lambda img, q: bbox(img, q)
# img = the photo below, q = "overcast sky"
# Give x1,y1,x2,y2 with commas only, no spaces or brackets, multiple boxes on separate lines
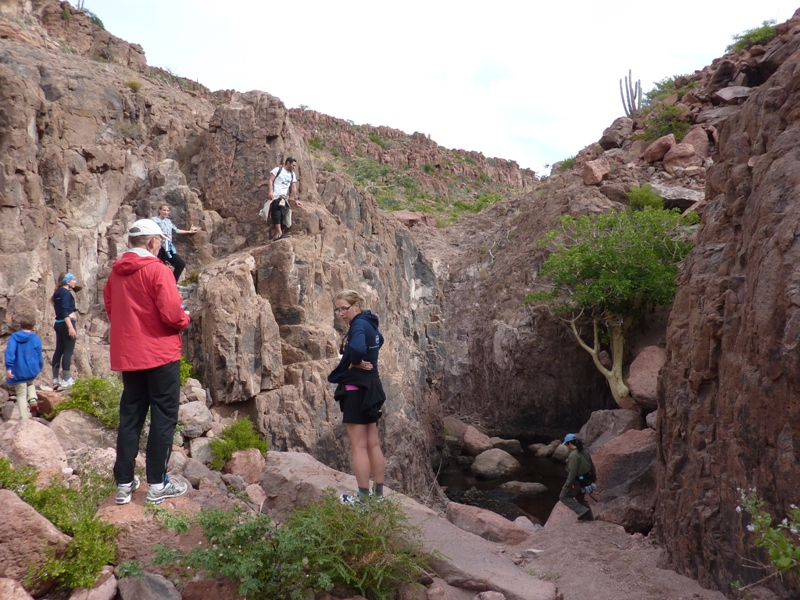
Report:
85,1,793,174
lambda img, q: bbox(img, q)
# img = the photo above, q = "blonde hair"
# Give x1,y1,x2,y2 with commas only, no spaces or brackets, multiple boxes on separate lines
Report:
334,289,365,309
158,203,170,212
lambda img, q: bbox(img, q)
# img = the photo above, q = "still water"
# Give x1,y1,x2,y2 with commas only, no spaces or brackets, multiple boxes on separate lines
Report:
437,446,567,525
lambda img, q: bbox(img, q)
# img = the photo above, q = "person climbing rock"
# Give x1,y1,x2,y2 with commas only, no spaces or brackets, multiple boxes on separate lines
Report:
266,156,303,241
559,433,595,521
152,203,199,283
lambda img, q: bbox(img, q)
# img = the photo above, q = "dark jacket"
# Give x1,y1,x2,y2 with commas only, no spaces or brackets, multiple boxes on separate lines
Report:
53,287,76,321
4,330,44,384
328,310,384,381
328,310,386,419
564,448,594,491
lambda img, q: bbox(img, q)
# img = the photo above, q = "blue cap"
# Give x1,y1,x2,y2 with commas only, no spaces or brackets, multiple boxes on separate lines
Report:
563,433,578,444
62,273,76,285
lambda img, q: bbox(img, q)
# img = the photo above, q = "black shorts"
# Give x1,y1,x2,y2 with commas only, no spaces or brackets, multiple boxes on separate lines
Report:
271,201,286,225
340,387,381,424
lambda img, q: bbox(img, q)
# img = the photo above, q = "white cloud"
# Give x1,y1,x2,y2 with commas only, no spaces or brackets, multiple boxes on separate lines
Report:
87,0,794,173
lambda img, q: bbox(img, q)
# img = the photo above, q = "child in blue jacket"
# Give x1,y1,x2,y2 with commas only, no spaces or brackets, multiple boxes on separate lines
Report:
4,315,44,419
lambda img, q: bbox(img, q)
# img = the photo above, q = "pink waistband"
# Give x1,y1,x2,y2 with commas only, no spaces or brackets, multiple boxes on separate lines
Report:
345,384,360,391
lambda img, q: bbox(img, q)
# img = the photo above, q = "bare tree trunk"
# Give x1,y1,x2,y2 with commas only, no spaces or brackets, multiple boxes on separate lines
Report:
568,315,631,406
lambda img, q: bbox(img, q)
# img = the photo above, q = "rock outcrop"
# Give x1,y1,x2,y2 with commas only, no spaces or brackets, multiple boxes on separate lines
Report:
657,12,800,596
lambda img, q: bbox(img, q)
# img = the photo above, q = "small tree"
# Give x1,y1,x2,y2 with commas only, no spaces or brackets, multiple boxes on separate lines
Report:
526,207,698,405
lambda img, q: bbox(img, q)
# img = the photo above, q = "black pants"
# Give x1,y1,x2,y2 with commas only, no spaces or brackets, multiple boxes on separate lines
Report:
113,360,180,485
559,483,592,517
158,247,186,282
52,320,76,372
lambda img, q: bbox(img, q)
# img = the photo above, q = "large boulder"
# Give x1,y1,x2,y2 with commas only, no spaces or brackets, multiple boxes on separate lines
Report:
460,425,493,456
626,346,667,413
68,565,117,600
223,448,265,484
490,437,523,455
663,143,703,175
117,572,180,600
0,578,33,600
498,481,548,496
591,428,656,534
178,401,213,438
579,409,645,453
582,158,610,185
0,419,67,474
470,448,520,479
643,134,676,163
445,502,532,545
0,490,71,596
599,117,634,150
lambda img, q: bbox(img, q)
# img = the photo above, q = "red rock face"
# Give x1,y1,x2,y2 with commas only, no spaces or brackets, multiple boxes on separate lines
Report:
657,39,800,596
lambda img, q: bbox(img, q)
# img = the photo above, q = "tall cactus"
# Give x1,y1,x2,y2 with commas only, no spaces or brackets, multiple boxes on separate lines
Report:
619,70,642,118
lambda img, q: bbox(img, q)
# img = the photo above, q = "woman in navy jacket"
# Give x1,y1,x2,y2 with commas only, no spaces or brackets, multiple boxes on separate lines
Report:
328,290,387,505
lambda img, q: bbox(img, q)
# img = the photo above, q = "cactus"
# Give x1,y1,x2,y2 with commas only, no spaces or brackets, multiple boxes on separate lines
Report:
619,70,642,118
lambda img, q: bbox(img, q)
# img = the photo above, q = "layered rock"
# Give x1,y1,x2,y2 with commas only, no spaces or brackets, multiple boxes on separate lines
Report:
657,24,800,596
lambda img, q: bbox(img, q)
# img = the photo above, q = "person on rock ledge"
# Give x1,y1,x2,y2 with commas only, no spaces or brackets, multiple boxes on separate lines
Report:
328,289,387,505
266,156,303,241
151,203,199,283
559,433,596,521
104,218,190,506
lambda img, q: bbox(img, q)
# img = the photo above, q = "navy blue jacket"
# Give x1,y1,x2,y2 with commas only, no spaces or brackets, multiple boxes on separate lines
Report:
53,287,76,321
328,310,384,382
4,330,44,384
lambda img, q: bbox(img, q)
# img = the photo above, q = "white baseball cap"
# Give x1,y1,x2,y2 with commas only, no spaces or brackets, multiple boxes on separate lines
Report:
128,219,166,238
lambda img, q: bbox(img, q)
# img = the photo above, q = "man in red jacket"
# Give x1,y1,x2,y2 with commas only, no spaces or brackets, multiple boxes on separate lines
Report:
104,218,191,505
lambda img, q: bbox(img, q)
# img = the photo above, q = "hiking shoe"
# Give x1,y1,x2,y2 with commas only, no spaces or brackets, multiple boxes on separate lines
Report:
28,402,39,416
115,476,140,505
577,509,594,521
340,492,369,507
146,476,188,505
59,378,75,388
51,378,60,387
277,233,291,240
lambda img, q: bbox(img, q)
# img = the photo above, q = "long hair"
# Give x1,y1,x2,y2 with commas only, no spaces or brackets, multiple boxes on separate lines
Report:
572,437,585,452
51,271,67,305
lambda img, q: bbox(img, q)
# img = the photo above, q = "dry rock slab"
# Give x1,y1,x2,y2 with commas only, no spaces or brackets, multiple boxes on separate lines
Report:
490,437,523,455
446,502,532,545
68,565,117,600
49,409,116,452
261,451,558,600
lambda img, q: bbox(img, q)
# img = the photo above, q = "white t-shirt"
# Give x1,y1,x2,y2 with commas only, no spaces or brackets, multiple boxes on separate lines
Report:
271,166,297,196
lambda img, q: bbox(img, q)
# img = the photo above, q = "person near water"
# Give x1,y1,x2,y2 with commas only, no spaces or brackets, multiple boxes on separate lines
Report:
327,289,387,505
4,314,43,419
51,272,78,388
559,433,595,521
151,204,199,283
104,218,190,505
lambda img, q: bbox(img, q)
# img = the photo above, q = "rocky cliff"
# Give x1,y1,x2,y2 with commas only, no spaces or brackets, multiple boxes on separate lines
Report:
0,0,444,496
657,12,800,598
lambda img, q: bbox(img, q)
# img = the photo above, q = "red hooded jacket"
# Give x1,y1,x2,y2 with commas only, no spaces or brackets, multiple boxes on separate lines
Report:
103,250,190,371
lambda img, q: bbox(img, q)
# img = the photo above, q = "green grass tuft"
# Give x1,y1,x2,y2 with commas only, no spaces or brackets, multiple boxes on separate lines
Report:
209,418,269,470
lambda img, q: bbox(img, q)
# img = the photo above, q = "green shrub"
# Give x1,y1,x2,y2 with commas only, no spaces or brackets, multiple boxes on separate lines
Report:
180,356,194,386
307,135,323,150
153,491,430,599
209,418,268,470
0,459,118,589
114,121,145,142
643,75,698,107
116,560,145,579
49,376,121,428
61,7,72,20
452,192,503,216
183,270,200,285
422,163,435,175
85,10,105,30
637,105,691,141
627,184,664,210
558,156,577,172
124,79,142,93
478,171,491,184
727,20,777,53
368,132,387,149
733,488,800,594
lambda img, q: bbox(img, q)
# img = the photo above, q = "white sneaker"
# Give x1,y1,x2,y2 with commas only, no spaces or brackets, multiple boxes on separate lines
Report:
146,476,189,504
59,378,75,388
115,476,140,505
52,378,60,387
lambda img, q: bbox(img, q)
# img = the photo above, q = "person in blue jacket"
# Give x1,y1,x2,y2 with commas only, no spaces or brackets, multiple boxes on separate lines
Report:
51,272,78,388
328,289,387,505
4,314,44,419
